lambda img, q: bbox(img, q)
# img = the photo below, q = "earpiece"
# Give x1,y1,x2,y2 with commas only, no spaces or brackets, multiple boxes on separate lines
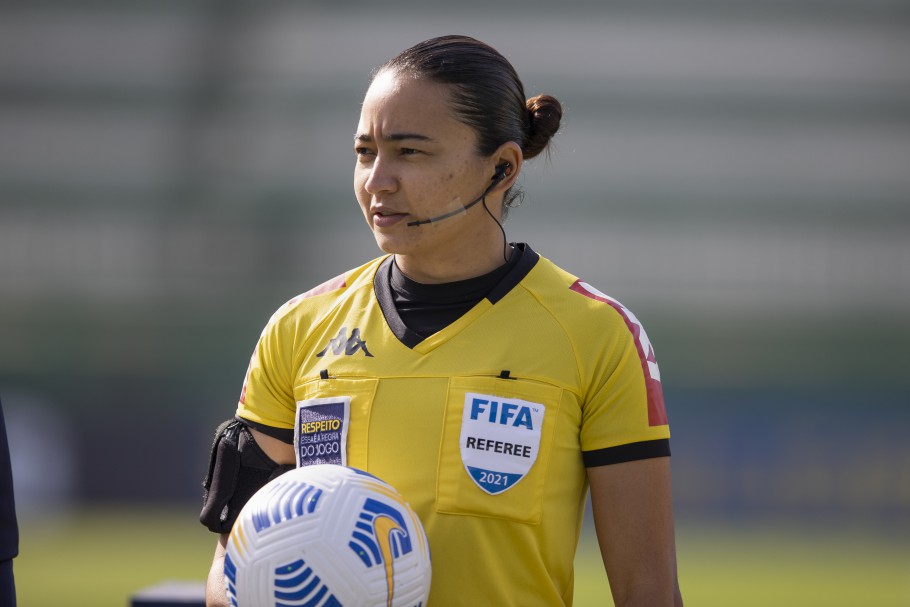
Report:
493,162,512,182
409,161,513,227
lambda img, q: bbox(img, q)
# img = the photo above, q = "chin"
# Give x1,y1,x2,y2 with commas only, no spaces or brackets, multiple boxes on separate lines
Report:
371,231,410,256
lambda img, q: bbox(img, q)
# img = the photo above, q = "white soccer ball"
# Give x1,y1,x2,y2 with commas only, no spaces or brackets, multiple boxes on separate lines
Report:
225,464,432,607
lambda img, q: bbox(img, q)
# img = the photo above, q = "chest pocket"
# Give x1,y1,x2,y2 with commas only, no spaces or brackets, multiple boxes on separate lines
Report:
436,376,563,525
294,377,378,471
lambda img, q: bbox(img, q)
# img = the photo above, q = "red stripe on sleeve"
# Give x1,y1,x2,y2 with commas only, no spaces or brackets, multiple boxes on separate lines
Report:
293,273,347,304
570,280,668,426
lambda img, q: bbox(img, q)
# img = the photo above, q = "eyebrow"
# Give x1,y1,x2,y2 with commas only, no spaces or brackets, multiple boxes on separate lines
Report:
354,132,435,143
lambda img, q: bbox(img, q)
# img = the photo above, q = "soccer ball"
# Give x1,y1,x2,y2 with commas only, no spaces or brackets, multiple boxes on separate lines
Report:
225,464,431,607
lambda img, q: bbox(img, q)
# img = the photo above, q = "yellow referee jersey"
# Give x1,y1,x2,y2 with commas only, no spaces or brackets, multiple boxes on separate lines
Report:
236,244,671,606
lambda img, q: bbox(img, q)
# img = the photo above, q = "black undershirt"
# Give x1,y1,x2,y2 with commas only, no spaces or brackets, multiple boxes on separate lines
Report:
389,245,523,338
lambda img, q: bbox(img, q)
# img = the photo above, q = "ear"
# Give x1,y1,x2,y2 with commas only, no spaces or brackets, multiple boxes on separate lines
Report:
490,141,523,193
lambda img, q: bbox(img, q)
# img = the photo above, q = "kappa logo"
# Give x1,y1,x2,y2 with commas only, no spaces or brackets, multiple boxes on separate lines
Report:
316,327,373,358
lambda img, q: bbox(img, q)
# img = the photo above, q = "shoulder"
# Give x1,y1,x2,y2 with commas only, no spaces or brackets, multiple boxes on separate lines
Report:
526,253,667,425
264,256,388,329
521,252,660,368
522,252,643,333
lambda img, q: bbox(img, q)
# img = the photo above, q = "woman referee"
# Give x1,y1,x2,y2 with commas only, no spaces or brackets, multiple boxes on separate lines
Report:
201,35,683,606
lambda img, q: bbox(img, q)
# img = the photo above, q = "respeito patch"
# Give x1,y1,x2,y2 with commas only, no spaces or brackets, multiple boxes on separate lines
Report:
294,396,351,468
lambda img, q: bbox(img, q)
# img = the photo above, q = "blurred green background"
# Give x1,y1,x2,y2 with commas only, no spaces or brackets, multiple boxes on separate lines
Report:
2,1,909,605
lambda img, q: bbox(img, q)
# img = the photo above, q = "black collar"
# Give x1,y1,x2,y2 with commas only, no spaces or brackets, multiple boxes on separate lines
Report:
373,243,540,348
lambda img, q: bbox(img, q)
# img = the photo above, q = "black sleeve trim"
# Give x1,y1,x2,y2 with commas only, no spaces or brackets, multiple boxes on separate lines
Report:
237,415,294,444
583,439,671,467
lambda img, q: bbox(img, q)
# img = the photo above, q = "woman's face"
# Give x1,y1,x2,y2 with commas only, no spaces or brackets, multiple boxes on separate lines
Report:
354,71,494,263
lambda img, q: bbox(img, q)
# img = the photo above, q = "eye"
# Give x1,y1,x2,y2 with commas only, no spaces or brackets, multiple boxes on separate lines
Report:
355,146,375,159
400,147,420,156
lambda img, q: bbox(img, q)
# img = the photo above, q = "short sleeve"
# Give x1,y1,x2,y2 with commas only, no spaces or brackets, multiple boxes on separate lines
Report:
571,282,671,466
235,308,297,431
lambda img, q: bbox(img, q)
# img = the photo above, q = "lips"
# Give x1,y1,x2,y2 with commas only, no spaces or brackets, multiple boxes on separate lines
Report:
371,207,408,228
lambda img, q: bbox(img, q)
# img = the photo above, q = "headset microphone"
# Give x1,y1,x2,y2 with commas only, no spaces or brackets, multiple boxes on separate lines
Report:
407,163,511,227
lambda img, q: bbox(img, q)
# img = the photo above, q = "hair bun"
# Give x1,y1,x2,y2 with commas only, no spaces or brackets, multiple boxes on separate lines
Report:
523,95,563,159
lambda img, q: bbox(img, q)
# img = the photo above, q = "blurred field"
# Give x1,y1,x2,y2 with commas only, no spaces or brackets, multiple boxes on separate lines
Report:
577,520,910,607
15,507,910,607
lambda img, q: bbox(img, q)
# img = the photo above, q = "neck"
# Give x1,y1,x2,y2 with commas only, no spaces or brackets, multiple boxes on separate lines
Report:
394,238,510,284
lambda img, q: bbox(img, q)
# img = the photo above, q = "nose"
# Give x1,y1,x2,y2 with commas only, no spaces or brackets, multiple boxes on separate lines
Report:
363,155,398,196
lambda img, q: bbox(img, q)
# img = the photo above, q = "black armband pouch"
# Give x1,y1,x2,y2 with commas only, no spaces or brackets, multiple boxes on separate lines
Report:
199,417,294,534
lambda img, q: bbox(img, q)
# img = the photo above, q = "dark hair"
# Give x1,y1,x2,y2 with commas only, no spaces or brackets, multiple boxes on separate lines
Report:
376,35,563,162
